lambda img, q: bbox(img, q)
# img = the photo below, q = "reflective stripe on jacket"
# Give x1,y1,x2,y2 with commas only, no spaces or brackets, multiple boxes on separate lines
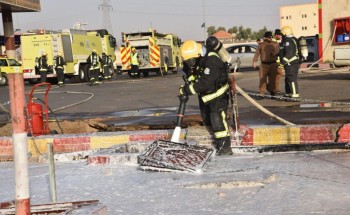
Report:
201,83,229,103
38,57,48,72
131,53,139,66
281,36,299,65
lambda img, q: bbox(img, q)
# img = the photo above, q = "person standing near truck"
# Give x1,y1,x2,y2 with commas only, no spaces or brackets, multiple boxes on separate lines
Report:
54,52,66,87
102,52,112,80
130,47,140,78
87,49,102,86
38,52,49,83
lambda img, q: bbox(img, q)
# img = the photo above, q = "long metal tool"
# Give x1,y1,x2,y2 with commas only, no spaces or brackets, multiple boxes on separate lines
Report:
171,75,189,142
170,93,189,143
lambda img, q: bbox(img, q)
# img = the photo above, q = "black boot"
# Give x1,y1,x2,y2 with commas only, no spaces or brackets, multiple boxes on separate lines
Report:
214,136,233,156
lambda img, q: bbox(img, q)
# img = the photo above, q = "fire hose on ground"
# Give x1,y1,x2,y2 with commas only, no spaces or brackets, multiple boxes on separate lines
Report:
232,82,295,126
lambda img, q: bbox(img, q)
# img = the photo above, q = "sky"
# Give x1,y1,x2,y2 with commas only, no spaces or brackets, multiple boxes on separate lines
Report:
3,0,316,43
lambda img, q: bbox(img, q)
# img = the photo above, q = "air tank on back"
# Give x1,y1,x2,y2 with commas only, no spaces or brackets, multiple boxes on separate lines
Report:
298,36,308,62
205,36,232,65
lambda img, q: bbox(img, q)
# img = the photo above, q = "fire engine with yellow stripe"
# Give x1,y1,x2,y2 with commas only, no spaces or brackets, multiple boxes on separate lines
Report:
120,29,182,77
20,29,116,83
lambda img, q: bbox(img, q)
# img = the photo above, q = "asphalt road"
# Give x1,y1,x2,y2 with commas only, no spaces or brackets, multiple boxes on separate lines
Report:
1,67,350,126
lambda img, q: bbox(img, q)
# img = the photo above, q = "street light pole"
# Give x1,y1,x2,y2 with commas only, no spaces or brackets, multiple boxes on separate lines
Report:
202,0,206,40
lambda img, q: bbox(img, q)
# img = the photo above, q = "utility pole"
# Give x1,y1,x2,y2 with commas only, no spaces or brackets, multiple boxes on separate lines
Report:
2,10,31,214
202,0,206,40
99,0,113,35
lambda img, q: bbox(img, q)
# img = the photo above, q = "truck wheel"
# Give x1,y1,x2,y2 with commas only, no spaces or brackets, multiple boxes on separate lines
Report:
0,73,8,86
79,66,89,82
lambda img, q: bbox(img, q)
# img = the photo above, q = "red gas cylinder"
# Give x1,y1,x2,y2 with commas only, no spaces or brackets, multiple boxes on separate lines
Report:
27,102,44,136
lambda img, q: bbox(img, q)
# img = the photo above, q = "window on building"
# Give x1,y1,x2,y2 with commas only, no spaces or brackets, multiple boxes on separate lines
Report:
289,15,292,19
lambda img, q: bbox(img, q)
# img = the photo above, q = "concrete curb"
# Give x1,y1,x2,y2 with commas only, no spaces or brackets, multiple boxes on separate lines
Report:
0,130,185,161
1,124,350,161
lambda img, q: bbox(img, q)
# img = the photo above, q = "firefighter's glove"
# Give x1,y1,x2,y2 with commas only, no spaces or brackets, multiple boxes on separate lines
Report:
179,85,190,97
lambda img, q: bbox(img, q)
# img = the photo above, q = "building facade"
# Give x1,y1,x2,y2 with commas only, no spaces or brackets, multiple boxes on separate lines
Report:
280,3,318,38
281,0,350,64
320,0,350,63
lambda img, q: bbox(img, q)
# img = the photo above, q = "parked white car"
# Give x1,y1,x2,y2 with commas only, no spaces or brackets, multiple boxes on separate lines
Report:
226,44,260,72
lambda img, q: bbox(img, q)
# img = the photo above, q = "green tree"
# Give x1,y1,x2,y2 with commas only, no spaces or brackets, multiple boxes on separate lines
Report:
237,25,249,40
253,26,268,40
246,28,252,39
217,26,226,32
228,26,238,34
207,26,216,36
207,25,271,41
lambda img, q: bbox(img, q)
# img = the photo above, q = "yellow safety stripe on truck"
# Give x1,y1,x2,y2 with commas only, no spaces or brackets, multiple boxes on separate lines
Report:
121,46,131,69
149,37,160,67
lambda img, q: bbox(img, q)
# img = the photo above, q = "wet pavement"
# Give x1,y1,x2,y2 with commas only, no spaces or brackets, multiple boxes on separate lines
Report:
1,68,350,133
1,69,350,214
1,150,350,214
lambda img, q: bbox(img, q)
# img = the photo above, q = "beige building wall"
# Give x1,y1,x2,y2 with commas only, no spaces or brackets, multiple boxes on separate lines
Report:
321,0,350,62
280,3,318,38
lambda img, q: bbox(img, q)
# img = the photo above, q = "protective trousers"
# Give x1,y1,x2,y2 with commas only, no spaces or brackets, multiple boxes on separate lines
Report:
199,94,232,155
259,62,278,95
56,68,64,84
103,65,111,79
284,63,300,98
130,64,140,78
89,68,100,84
40,70,47,83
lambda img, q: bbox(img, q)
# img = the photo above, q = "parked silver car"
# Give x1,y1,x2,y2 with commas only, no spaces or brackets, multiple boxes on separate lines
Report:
226,44,260,72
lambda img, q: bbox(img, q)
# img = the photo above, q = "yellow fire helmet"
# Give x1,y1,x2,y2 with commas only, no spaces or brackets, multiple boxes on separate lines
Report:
42,51,47,56
131,47,136,51
281,26,293,36
92,49,97,53
180,40,202,61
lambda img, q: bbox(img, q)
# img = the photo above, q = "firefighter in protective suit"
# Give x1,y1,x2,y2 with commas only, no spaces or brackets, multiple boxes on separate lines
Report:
280,26,301,100
38,52,49,83
179,38,232,156
87,49,102,86
54,51,66,87
130,47,140,78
